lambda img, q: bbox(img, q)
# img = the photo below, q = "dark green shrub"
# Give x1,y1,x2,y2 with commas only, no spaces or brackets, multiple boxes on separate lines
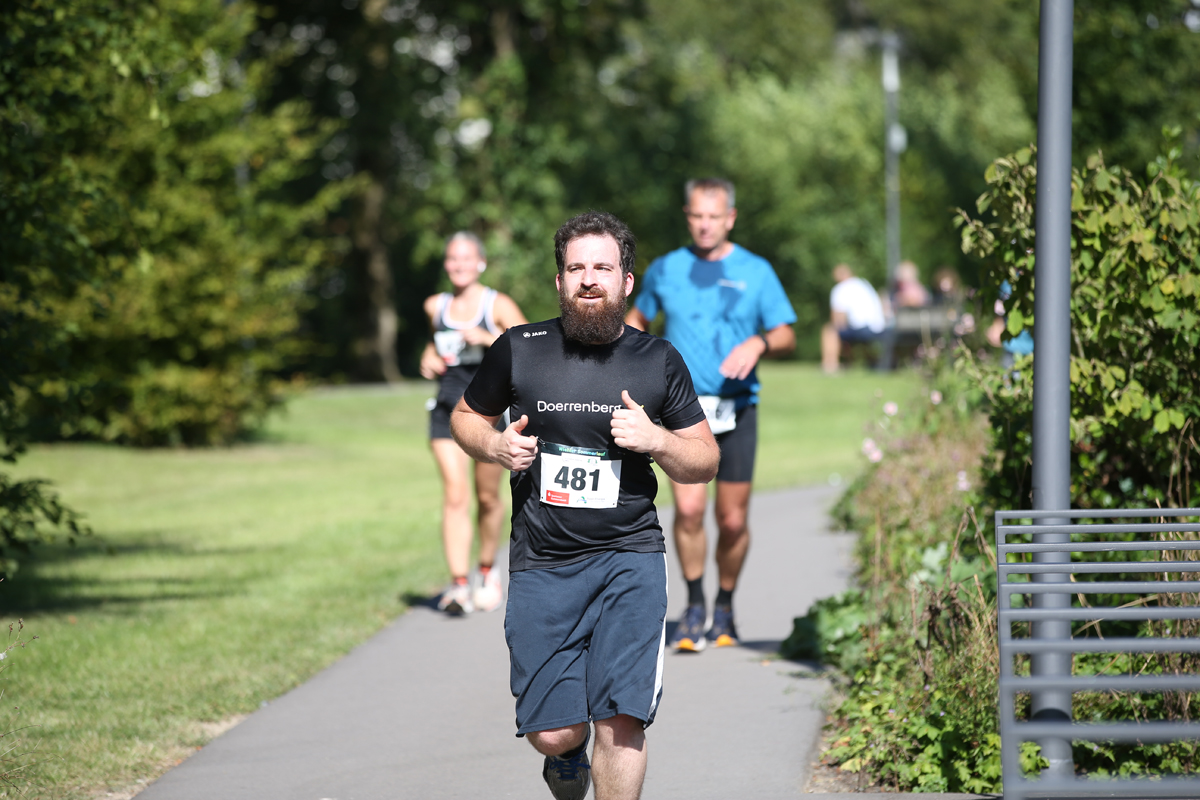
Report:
780,589,868,672
956,137,1200,511
806,141,1200,791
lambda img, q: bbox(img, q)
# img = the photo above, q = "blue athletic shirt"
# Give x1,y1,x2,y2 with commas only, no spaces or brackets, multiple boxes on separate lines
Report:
634,244,797,407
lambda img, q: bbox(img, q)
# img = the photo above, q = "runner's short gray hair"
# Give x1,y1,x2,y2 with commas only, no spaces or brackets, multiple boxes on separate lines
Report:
684,177,735,209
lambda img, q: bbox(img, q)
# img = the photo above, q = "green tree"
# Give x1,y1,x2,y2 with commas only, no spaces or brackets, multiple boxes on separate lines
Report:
1,0,156,568
14,2,352,446
1,0,348,564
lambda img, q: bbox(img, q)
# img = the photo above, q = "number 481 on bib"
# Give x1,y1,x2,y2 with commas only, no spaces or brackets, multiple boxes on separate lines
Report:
539,441,622,509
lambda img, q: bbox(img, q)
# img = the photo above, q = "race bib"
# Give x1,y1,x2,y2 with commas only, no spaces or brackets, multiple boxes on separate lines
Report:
698,395,737,435
434,330,484,366
539,441,622,509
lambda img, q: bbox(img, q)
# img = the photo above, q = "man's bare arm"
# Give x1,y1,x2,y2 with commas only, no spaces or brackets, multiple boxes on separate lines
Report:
625,307,651,331
450,398,538,471
719,322,796,381
610,390,719,485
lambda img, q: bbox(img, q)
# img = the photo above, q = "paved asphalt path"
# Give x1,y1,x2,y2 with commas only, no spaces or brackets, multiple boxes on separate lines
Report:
136,485,982,800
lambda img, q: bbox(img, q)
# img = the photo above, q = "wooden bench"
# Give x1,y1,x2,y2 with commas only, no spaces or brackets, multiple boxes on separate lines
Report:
882,304,963,367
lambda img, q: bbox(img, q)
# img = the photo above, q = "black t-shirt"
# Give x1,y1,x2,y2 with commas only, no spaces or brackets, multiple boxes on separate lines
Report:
463,318,705,571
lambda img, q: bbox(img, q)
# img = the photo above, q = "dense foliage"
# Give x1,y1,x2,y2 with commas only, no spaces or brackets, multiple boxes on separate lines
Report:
784,372,1026,791
957,139,1200,511
262,0,1200,374
1,1,349,566
1,1,151,566
792,142,1200,792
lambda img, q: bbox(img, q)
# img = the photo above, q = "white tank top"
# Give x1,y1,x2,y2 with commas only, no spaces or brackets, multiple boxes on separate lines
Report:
433,288,499,367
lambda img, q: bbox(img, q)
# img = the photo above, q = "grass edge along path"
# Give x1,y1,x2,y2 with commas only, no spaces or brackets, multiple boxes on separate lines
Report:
1,363,918,798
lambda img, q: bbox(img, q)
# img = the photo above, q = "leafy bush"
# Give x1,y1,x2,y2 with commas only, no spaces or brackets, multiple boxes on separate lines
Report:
956,136,1200,511
801,140,1200,791
0,475,88,577
780,589,868,671
799,371,1016,792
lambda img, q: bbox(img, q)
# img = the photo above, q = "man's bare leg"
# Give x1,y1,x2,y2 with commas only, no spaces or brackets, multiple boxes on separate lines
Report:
821,323,841,373
592,715,647,800
527,723,588,757
670,480,708,581
529,723,592,800
714,481,752,592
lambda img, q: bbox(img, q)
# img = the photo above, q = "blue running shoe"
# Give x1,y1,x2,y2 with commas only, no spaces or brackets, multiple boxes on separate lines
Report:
669,603,708,652
705,604,739,647
542,727,591,800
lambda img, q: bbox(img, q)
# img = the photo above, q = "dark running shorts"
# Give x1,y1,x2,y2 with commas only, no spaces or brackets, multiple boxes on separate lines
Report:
429,399,505,440
715,404,757,483
838,326,882,344
504,550,668,736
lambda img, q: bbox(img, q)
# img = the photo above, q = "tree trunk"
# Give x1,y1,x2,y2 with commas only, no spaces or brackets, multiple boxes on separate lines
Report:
355,179,401,383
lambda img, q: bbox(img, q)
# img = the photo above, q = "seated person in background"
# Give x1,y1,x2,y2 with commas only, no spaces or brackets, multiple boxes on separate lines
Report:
821,263,886,373
890,260,932,309
931,266,965,307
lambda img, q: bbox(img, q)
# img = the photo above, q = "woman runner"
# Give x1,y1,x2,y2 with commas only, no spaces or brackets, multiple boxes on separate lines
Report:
419,232,526,614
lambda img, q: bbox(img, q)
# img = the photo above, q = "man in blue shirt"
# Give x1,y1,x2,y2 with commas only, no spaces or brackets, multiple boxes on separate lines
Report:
626,178,797,651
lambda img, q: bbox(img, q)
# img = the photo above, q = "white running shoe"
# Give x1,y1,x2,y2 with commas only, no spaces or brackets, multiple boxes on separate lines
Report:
437,581,473,615
472,569,503,613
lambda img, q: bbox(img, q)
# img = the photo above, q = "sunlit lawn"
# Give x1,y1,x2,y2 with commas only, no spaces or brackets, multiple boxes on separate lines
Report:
1,363,918,797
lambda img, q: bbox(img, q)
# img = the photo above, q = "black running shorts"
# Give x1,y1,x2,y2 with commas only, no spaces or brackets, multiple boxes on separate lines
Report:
504,551,668,736
428,399,455,440
715,404,757,483
429,400,505,441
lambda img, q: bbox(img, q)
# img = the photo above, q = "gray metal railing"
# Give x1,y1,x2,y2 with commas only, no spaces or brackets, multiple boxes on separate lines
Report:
996,508,1200,800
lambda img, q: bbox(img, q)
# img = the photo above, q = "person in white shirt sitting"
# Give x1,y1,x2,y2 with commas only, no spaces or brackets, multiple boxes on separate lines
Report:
821,263,886,373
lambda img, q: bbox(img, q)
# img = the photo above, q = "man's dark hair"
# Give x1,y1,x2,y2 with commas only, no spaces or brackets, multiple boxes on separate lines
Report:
554,211,637,277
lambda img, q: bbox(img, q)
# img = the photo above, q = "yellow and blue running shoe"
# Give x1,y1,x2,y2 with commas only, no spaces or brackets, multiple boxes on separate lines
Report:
669,604,708,652
705,605,739,648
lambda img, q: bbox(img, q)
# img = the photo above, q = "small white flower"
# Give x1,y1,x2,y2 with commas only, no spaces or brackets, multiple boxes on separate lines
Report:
883,401,898,416
861,437,877,455
930,390,943,405
956,470,970,491
869,450,883,463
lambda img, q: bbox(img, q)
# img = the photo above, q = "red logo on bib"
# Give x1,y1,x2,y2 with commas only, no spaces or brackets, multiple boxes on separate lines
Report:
545,490,569,505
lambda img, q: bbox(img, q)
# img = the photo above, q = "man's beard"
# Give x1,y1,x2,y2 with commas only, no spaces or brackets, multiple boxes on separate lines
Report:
559,283,627,345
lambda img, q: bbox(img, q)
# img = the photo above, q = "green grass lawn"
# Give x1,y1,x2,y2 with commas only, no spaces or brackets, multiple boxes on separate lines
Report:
1,363,918,798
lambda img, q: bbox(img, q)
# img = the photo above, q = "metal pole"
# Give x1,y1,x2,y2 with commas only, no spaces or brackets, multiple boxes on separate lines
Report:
1031,0,1075,780
882,33,903,286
